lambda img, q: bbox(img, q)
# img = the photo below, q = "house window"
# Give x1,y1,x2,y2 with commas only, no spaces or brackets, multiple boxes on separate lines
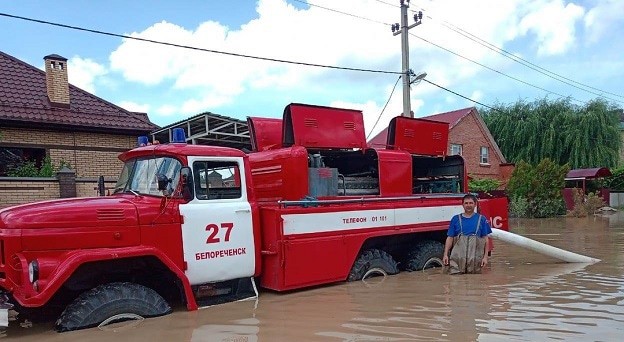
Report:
0,147,47,176
450,144,462,156
480,146,490,164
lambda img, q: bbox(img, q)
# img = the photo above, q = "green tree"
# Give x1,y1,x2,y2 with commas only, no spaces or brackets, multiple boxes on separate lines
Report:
506,159,568,218
481,97,621,169
605,166,624,191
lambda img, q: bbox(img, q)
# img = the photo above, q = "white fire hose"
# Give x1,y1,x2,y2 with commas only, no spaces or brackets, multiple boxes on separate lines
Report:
490,228,600,263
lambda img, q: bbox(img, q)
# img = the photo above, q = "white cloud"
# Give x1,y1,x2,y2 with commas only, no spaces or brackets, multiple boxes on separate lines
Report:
156,104,178,116
584,0,624,43
518,0,585,56
470,90,483,103
105,0,593,122
180,94,232,114
67,56,107,93
117,101,150,113
108,0,400,114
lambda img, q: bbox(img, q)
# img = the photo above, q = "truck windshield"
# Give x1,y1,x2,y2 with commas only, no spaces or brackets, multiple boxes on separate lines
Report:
114,157,182,196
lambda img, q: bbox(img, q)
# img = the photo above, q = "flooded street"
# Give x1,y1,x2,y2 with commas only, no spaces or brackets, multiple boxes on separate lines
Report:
3,213,624,341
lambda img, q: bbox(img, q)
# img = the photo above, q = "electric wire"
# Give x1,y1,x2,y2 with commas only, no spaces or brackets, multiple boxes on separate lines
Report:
302,1,622,105
371,0,399,8
367,76,402,140
408,33,584,104
422,79,505,113
292,0,391,25
408,4,624,100
0,6,616,110
0,12,401,75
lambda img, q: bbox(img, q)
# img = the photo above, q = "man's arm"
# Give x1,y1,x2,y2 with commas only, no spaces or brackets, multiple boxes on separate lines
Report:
443,236,454,265
481,234,490,267
480,215,492,267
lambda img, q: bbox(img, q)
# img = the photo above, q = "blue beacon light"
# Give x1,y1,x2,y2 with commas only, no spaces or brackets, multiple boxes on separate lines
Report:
171,128,187,143
137,136,149,146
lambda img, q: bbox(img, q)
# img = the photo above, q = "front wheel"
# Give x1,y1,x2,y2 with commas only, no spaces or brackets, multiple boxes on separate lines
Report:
347,249,398,281
55,282,172,332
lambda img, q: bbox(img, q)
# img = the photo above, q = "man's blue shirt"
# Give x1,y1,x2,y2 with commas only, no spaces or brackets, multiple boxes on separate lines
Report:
447,214,492,237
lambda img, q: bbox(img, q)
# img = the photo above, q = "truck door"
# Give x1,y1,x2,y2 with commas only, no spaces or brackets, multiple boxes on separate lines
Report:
179,157,255,285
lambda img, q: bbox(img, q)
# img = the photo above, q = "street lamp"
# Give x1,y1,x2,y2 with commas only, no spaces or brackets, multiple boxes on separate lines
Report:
410,71,427,85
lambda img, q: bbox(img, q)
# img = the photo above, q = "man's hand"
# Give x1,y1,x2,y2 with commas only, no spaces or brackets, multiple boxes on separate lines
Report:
443,254,449,265
481,256,488,267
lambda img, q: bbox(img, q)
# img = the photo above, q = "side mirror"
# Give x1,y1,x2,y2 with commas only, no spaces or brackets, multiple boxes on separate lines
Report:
157,173,171,191
180,167,194,201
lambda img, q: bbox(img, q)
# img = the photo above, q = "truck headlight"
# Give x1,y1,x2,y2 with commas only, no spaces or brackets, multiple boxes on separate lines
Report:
28,260,39,283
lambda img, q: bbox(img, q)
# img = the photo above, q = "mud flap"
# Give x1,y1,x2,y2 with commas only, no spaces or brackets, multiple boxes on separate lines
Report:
194,277,258,308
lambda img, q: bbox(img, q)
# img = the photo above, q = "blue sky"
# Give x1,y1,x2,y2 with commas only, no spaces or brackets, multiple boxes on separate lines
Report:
1,0,623,136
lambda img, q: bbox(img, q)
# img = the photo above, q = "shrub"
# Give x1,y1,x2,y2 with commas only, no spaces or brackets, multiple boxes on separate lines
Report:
506,158,568,218
568,188,587,217
7,160,40,177
469,177,502,192
7,156,68,177
569,190,607,217
605,166,624,191
509,196,529,218
586,192,607,213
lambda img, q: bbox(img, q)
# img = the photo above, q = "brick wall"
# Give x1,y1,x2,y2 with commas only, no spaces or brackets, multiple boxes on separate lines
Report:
0,127,137,178
0,178,59,209
76,179,118,197
448,112,504,180
0,177,118,209
0,127,139,208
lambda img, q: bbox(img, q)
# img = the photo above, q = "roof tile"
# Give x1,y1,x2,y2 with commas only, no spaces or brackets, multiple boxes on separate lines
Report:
0,50,158,133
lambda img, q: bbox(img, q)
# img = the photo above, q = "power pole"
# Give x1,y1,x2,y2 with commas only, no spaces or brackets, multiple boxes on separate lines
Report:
391,0,423,118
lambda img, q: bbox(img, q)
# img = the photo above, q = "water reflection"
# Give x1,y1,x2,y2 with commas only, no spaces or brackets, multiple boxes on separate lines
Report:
2,215,624,341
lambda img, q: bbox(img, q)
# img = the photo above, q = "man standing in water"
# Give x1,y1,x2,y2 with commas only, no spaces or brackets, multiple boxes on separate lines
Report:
442,194,492,274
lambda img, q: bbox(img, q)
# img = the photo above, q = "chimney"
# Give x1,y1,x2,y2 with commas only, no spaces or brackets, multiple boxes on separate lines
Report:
44,54,70,107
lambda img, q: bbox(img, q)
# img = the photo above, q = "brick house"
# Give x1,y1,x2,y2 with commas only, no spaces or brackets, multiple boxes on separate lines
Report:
369,107,513,183
0,51,157,208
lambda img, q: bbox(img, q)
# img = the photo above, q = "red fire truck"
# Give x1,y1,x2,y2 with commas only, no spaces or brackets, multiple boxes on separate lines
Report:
0,103,508,331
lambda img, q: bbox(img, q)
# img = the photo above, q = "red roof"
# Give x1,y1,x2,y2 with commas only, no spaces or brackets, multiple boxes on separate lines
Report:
0,50,157,134
367,107,474,147
422,107,474,126
566,167,612,179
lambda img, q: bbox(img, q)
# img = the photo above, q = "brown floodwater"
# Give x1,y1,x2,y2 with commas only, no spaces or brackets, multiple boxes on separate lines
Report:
2,213,624,341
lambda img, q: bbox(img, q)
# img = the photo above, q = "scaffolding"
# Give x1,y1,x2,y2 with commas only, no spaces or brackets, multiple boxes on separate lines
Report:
151,112,251,151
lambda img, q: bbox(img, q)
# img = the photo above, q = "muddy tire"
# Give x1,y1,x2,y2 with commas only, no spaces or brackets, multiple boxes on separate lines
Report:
55,282,172,332
405,240,444,271
347,249,399,281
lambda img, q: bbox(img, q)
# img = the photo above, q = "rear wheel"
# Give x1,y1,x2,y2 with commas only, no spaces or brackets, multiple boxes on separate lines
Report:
347,249,398,281
405,240,444,271
55,282,172,332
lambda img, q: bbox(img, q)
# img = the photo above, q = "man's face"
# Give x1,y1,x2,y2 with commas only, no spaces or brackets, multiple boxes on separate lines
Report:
463,198,476,214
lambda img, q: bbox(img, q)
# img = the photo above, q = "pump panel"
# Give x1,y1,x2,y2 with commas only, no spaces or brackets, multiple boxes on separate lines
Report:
387,116,449,156
282,103,366,149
